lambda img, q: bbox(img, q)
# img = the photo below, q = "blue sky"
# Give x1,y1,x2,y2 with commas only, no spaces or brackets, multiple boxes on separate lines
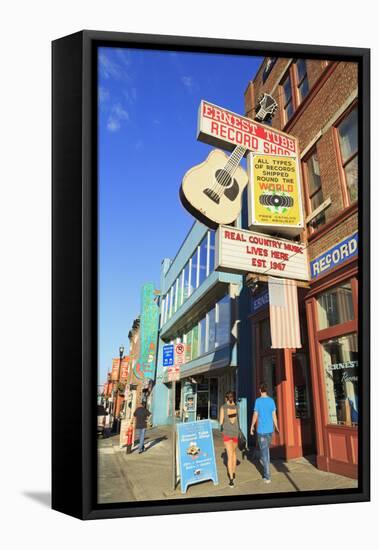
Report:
98,47,262,382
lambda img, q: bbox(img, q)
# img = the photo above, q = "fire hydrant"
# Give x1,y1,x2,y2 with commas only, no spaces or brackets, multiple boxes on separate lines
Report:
126,424,134,454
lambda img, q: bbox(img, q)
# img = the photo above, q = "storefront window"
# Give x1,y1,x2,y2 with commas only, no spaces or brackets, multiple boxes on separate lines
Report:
198,236,208,287
192,324,199,359
199,316,207,356
190,248,199,294
216,294,230,347
208,307,216,352
209,378,218,419
317,282,354,329
208,231,215,274
173,278,178,314
322,333,358,425
184,329,192,363
160,297,165,328
183,261,190,302
260,318,271,350
177,272,184,309
169,287,174,319
293,352,311,418
196,386,209,420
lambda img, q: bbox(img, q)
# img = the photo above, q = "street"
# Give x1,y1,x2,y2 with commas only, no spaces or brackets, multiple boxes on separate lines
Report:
97,426,358,503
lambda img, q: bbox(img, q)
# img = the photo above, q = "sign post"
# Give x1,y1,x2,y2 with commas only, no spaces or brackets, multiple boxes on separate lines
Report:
167,343,185,490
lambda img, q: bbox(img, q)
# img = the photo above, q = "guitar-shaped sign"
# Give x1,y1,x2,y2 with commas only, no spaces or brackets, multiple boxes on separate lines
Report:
179,145,248,229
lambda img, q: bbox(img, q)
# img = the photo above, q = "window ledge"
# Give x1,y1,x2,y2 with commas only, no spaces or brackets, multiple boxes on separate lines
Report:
307,202,358,244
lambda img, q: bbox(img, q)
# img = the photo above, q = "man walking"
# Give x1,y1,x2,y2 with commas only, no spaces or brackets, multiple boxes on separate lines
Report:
250,383,279,483
133,400,151,454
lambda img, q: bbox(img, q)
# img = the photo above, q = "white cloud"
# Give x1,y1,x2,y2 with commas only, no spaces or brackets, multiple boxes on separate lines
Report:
98,87,110,104
181,76,197,94
115,48,131,66
107,117,121,132
123,87,137,105
112,103,129,121
181,76,193,88
99,53,123,80
106,103,129,132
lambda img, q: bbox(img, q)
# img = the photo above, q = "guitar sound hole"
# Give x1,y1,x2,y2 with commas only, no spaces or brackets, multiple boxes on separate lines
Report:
215,169,232,187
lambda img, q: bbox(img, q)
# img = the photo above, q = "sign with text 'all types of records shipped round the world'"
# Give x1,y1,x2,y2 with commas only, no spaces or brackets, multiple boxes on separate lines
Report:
247,153,304,237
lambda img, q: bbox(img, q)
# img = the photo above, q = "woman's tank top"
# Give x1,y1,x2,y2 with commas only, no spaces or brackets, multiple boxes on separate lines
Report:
222,403,239,437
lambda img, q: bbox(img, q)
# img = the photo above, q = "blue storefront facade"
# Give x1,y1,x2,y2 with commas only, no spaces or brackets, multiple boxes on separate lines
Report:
151,221,250,436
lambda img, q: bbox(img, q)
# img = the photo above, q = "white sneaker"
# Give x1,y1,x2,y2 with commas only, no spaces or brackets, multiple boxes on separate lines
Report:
263,478,271,484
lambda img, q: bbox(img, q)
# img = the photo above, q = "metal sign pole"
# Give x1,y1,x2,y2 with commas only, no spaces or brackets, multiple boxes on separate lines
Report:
172,380,176,491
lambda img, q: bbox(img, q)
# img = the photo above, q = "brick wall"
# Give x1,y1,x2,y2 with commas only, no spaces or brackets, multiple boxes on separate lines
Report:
308,212,358,261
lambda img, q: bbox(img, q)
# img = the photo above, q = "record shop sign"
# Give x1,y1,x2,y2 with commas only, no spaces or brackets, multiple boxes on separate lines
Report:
215,225,310,281
310,231,358,279
197,100,297,157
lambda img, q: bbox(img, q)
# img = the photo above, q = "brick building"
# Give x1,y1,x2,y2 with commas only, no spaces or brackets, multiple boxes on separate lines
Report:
244,58,358,478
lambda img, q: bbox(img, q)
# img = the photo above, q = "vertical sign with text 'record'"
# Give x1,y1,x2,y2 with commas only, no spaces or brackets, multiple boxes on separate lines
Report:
134,283,160,380
177,419,218,494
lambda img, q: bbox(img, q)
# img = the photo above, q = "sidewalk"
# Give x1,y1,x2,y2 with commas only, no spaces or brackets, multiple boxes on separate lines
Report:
98,425,358,503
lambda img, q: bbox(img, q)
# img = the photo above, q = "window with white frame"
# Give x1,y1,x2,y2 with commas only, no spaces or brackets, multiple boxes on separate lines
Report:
160,231,217,327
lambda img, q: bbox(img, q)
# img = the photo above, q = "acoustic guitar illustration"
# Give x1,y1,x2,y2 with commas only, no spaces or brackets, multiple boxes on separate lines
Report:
179,145,248,229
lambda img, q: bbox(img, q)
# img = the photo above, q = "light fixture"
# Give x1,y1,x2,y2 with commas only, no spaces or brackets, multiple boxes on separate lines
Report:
246,277,260,296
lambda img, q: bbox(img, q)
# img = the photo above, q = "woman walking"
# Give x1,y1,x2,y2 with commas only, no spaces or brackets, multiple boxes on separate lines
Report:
219,391,239,488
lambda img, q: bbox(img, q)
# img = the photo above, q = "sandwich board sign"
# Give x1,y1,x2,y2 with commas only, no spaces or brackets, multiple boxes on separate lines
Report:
177,419,218,494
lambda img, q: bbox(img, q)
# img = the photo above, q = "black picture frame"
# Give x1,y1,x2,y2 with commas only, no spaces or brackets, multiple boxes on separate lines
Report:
52,30,370,520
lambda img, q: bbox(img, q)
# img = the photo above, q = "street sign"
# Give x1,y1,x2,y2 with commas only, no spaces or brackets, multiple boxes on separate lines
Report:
167,366,180,382
177,419,219,494
163,344,174,367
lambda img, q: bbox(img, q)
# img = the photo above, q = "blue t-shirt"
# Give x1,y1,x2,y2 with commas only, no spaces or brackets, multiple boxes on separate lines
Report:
254,396,276,434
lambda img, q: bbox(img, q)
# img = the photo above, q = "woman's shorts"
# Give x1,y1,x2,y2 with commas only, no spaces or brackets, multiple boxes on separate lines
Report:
223,435,238,444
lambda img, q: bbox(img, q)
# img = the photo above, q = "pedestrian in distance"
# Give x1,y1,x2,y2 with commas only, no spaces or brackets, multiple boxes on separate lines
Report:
133,400,151,454
219,391,239,488
250,382,279,484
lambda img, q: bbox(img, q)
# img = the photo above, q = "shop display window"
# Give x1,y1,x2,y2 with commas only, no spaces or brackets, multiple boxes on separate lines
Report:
198,235,208,287
208,307,216,351
317,282,354,329
322,333,358,425
208,230,215,274
216,294,231,347
199,316,207,355
293,352,311,419
160,230,217,327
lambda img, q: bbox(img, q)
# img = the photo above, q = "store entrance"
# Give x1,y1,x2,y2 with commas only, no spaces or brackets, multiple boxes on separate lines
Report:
255,316,316,459
192,377,219,421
